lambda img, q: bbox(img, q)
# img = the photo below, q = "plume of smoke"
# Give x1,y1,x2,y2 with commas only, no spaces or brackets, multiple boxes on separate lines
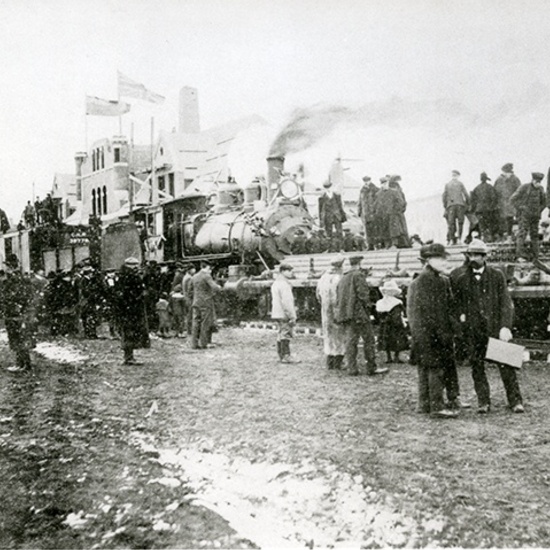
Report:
270,97,477,157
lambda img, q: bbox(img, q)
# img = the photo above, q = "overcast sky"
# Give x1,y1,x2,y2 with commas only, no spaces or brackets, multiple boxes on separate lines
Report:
2,0,550,220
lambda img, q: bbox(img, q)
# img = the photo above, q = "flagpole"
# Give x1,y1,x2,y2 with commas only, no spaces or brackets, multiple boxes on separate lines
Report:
117,74,122,135
150,116,155,205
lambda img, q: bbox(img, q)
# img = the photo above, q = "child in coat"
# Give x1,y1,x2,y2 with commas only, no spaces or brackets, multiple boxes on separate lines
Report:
156,293,172,337
376,280,409,363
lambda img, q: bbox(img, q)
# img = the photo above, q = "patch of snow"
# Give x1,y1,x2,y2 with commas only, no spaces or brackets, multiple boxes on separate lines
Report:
34,342,89,364
133,434,438,548
0,330,8,344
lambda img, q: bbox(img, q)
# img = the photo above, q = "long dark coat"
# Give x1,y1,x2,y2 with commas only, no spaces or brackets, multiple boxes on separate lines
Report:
470,182,498,213
113,266,150,349
335,269,371,324
407,266,455,368
318,192,347,227
357,183,379,223
451,265,513,338
373,188,405,238
494,174,521,217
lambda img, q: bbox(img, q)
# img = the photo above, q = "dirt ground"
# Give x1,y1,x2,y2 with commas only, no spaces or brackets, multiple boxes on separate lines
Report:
1,326,550,548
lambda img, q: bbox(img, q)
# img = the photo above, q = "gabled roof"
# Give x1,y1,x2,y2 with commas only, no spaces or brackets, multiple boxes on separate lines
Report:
130,145,153,173
52,173,76,199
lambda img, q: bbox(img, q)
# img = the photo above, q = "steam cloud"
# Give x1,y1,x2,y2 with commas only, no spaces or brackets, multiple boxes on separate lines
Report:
268,96,506,157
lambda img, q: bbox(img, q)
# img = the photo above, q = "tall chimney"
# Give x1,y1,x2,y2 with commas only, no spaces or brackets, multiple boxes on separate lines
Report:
179,86,200,133
266,156,285,201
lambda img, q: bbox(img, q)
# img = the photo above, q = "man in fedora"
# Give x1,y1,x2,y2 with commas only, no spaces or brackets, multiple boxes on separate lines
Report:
407,243,459,418
470,172,498,242
336,255,387,376
451,239,524,413
510,172,546,260
494,163,521,241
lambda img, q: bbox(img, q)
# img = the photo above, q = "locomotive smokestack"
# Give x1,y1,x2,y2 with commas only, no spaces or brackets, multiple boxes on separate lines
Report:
266,156,284,200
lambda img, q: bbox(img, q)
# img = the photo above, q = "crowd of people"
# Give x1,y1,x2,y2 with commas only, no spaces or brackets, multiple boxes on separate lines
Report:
443,164,547,260
282,237,524,418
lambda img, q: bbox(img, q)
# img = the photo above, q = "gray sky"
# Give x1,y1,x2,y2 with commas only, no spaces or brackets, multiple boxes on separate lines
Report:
2,0,550,220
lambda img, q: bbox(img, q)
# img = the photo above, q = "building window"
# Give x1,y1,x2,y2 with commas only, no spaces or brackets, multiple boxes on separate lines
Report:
102,186,107,214
91,189,96,216
168,173,175,197
158,175,165,192
160,147,164,156
114,147,120,163
184,178,193,189
96,188,102,216
100,147,105,169
92,150,96,172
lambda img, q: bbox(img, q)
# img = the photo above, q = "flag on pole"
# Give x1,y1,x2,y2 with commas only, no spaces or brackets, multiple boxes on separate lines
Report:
118,71,165,104
86,95,131,116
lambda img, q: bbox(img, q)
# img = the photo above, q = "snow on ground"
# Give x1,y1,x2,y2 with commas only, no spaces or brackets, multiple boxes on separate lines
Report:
133,434,438,549
33,342,89,364
0,330,8,344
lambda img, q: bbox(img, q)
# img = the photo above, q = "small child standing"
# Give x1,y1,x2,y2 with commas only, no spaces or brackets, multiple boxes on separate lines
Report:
156,293,171,338
376,280,409,363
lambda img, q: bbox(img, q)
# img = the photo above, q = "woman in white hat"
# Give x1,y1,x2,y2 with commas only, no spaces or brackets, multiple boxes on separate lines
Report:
375,279,408,363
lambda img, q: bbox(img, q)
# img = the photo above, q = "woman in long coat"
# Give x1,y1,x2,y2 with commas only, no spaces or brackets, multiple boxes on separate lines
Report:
315,256,346,369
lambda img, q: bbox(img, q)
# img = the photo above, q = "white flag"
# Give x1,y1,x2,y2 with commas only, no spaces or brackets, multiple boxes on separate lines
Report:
86,95,131,116
118,71,165,104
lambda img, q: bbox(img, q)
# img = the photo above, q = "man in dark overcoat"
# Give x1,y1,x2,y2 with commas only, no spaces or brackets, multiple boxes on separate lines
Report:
191,260,221,349
373,178,405,248
511,172,546,260
112,257,150,364
336,255,387,376
357,176,379,250
0,255,34,370
470,172,499,242
407,243,459,418
318,180,346,251
451,239,523,413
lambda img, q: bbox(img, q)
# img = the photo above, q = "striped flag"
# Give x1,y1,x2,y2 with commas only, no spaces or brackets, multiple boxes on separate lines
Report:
86,95,131,116
118,71,165,104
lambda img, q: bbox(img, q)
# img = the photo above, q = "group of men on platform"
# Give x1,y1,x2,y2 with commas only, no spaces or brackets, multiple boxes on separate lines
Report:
443,164,547,260
319,174,411,253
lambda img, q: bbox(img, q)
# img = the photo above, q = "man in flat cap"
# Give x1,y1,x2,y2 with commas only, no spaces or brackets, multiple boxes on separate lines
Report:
271,263,300,363
318,180,347,252
336,255,387,376
407,243,459,418
357,176,379,250
191,260,221,349
112,257,150,364
443,170,470,245
494,163,521,242
511,172,546,260
470,172,499,242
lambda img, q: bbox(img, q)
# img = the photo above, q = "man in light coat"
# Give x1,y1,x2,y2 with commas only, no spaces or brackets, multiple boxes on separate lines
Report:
271,263,299,363
494,163,521,241
316,256,346,369
191,261,220,349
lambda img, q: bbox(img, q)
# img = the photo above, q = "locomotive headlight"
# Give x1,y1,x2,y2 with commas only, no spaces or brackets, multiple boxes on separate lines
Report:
280,179,300,199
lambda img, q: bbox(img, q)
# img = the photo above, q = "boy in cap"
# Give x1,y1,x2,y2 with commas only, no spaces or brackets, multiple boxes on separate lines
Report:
336,255,387,376
510,172,546,260
451,239,524,413
271,263,300,363
407,243,459,418
494,163,521,241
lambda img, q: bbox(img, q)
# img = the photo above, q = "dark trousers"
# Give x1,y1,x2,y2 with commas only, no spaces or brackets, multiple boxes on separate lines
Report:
417,365,445,413
5,319,32,369
171,298,186,335
477,211,498,242
446,205,466,243
469,332,522,407
516,215,540,259
191,305,214,349
343,320,377,374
